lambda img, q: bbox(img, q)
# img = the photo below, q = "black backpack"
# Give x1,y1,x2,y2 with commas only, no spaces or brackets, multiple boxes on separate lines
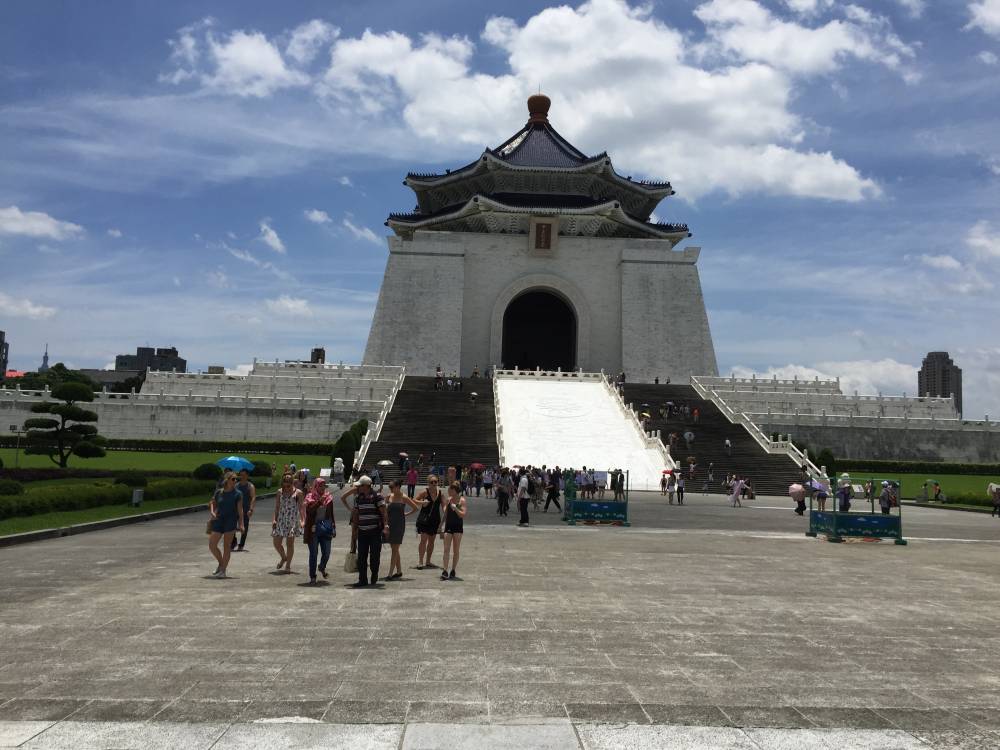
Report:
526,475,535,494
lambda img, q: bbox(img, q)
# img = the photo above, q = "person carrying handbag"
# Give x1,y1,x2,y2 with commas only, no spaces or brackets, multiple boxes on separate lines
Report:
303,478,336,585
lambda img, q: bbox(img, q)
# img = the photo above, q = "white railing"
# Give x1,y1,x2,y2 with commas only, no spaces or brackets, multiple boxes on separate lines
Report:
492,367,603,382
697,374,841,393
755,411,996,432
600,372,676,470
356,367,406,468
493,374,505,464
691,377,826,481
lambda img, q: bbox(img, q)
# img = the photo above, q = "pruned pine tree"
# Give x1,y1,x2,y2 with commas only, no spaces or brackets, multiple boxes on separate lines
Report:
23,382,107,468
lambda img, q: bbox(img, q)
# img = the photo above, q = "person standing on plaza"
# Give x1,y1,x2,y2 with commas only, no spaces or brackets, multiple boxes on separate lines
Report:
414,474,444,568
440,481,467,580
730,475,744,508
667,471,676,504
660,472,668,496
384,479,420,580
544,471,562,512
878,482,893,515
676,474,686,505
405,464,418,499
483,467,494,498
207,473,245,579
517,469,531,526
333,456,345,488
303,477,336,585
347,476,388,587
271,473,303,572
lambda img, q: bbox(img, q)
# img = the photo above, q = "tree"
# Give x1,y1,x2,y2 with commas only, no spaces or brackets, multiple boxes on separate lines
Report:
4,363,99,392
23,382,107,468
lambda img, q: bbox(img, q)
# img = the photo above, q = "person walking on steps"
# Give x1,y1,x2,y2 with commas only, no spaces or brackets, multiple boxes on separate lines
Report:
347,476,388,588
303,478,336,585
440,481,467,580
384,479,420,580
231,468,256,552
271,473,303,573
414,474,444,569
208,473,244,579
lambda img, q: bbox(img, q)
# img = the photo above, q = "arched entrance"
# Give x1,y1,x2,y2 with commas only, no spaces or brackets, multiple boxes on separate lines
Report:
501,290,577,371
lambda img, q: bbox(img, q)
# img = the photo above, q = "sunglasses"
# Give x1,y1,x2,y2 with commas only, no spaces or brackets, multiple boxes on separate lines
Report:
429,480,439,484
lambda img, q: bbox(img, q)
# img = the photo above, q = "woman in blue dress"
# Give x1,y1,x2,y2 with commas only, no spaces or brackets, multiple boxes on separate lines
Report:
208,473,245,579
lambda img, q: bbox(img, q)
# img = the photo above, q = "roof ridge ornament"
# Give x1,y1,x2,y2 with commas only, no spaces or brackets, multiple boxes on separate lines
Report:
527,93,551,124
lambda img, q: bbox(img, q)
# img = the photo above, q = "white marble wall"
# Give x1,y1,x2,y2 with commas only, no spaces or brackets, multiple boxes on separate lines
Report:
363,230,718,381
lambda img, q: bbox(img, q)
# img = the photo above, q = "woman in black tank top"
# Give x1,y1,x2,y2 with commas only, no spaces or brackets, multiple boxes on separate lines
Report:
440,481,467,581
415,474,444,569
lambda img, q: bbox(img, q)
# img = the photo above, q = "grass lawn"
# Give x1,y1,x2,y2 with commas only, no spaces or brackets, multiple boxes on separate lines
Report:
843,472,999,499
0,449,331,476
0,493,212,536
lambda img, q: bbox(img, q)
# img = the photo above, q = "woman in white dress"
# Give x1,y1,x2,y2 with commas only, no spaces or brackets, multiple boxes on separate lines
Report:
271,473,304,573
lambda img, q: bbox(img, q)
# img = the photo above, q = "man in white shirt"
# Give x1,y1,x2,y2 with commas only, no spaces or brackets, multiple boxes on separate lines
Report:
517,471,530,527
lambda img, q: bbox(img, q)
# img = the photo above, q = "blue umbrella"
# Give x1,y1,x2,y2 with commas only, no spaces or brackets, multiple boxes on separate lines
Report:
217,455,255,471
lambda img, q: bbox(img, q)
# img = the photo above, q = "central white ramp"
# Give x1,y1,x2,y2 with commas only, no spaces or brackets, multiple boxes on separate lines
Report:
495,372,673,491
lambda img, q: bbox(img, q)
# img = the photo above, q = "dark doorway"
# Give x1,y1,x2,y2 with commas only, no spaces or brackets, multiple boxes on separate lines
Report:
502,290,576,371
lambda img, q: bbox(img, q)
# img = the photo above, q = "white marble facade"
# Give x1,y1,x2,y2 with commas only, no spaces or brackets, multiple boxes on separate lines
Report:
363,229,718,383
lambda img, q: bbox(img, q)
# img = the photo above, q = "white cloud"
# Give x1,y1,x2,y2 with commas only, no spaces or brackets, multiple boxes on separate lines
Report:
894,0,925,18
226,363,254,376
163,20,309,97
172,276,181,287
224,243,293,282
729,358,917,398
968,0,1000,37
0,291,57,320
978,50,999,64
966,220,1000,259
917,253,962,270
695,0,917,79
304,208,332,224
782,0,834,15
0,205,84,240
342,218,382,245
286,20,339,65
107,228,123,238
265,295,312,317
338,175,353,187
206,268,230,288
258,219,286,253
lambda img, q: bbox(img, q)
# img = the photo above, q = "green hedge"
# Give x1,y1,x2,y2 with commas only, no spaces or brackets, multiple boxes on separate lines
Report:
193,463,223,481
113,472,147,488
0,436,332,454
0,479,24,496
941,493,995,507
0,478,215,520
837,459,1000,476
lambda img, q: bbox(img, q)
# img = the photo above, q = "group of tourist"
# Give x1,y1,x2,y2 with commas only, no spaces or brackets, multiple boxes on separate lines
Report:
206,466,468,584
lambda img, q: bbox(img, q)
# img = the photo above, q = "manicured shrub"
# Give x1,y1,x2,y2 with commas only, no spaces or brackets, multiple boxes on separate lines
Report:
0,437,335,454
113,472,147,488
0,479,24,496
837,459,1000,476
251,461,272,478
0,478,215,519
0,468,191,482
193,463,223,481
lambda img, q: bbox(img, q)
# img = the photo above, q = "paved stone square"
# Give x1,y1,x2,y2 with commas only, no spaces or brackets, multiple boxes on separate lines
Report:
1,492,999,748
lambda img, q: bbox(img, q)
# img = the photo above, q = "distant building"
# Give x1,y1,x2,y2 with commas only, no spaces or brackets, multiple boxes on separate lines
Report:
39,344,49,373
310,347,326,364
206,366,226,375
0,330,8,378
78,369,141,389
115,346,186,373
918,351,962,416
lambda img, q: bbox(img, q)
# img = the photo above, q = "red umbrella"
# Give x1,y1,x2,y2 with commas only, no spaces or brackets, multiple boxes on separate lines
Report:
662,469,673,474
469,462,485,470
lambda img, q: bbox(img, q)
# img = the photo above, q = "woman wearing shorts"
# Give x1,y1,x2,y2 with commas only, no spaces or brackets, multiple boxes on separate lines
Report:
271,473,303,573
414,474,444,569
208,474,244,579
441,481,467,581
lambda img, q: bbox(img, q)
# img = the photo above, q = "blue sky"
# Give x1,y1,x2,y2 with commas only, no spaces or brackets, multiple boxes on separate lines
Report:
1,0,999,416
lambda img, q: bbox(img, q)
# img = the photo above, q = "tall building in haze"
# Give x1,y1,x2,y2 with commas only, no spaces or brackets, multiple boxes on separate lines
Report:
0,331,9,376
918,351,962,416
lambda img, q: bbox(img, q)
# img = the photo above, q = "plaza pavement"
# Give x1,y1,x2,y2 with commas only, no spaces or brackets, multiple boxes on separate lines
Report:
1,491,999,749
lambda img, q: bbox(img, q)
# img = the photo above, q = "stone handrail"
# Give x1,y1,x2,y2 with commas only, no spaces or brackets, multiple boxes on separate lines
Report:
493,374,505,465
493,368,603,382
691,376,826,481
600,372,676,470
756,411,996,431
355,367,406,468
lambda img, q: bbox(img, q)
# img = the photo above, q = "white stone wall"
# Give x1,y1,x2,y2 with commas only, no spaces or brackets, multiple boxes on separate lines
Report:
363,236,464,375
620,247,718,383
364,230,718,381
